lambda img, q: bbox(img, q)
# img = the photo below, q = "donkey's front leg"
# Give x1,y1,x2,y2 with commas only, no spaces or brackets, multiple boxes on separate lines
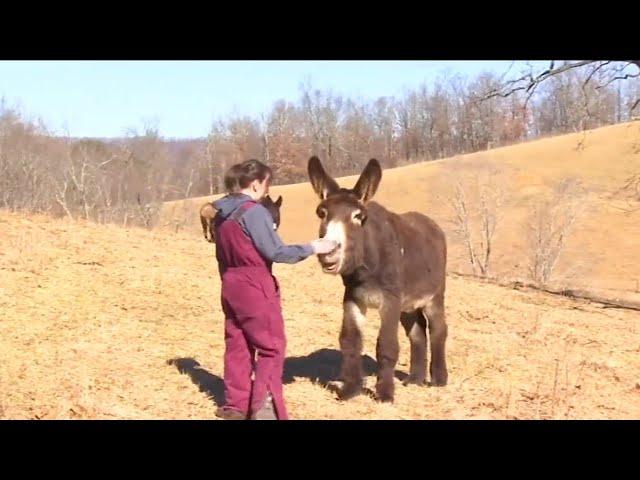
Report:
338,298,367,400
376,294,401,403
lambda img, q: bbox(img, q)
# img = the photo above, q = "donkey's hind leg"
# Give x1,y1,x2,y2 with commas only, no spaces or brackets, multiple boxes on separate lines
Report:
200,215,211,242
400,310,427,386
208,219,216,243
423,291,448,387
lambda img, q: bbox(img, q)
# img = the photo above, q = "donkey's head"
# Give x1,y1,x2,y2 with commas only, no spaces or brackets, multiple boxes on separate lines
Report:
261,194,283,231
308,156,382,275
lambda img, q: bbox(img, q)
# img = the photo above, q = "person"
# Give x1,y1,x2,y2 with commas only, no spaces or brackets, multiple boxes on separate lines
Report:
212,159,336,420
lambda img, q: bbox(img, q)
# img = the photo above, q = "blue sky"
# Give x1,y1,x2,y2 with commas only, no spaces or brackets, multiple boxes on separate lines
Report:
0,61,550,139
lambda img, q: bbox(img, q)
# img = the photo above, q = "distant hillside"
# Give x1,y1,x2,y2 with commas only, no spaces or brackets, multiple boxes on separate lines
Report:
162,121,640,303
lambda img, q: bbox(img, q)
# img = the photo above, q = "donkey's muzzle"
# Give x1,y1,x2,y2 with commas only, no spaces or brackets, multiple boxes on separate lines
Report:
318,244,342,273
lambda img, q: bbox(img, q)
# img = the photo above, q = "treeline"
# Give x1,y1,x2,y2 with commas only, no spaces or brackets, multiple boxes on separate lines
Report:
1,65,639,227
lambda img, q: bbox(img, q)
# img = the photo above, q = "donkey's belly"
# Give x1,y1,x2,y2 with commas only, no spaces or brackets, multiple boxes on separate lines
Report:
352,286,384,309
400,293,435,312
351,285,435,313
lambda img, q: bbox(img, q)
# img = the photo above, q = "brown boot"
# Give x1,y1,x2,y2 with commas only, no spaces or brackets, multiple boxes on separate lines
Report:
215,406,247,420
250,394,278,420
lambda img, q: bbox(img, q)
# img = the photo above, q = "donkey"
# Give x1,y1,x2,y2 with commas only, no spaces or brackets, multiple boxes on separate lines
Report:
200,194,283,243
307,156,448,403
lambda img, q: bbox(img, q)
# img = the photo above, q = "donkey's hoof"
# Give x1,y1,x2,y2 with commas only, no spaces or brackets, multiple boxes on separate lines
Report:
375,384,395,403
428,378,448,387
429,368,448,387
338,384,363,401
402,375,427,387
376,392,395,403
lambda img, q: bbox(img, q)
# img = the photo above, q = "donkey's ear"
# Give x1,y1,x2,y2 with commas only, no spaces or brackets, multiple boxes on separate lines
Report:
308,156,340,200
275,195,283,207
353,159,382,203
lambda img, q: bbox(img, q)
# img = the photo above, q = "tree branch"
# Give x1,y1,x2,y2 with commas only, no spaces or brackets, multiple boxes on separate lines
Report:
477,61,598,101
596,71,640,90
476,60,640,101
582,61,612,88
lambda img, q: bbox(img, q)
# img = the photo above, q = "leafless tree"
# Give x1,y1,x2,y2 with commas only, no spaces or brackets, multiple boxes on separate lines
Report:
372,96,397,163
612,173,640,214
527,178,585,286
2,62,639,232
477,61,639,110
446,161,504,277
300,81,350,173
54,175,74,221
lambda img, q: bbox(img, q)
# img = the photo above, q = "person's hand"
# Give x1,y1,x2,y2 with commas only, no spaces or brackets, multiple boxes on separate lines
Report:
311,238,338,255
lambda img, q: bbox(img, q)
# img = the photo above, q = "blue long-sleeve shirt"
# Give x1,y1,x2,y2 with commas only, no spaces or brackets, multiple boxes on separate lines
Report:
213,193,314,264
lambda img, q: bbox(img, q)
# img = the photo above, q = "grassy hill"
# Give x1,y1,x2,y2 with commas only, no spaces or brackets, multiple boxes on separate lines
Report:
1,122,639,419
162,121,640,302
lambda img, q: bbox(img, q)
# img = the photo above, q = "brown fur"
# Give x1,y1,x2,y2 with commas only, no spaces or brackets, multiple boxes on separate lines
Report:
200,203,218,242
308,156,448,403
199,194,283,243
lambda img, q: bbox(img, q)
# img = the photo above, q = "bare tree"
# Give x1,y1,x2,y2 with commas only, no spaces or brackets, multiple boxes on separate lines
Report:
300,82,349,173
54,175,74,221
613,173,640,214
2,61,639,233
135,193,159,229
372,97,397,163
262,101,309,184
450,181,480,273
341,99,375,171
68,144,96,220
204,121,227,194
446,161,504,277
477,61,640,118
482,60,640,216
623,174,640,200
527,178,585,286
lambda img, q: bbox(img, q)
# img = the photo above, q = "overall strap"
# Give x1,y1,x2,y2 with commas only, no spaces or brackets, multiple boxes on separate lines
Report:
229,200,258,223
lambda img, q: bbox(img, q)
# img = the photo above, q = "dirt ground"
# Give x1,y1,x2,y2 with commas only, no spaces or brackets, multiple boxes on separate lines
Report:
1,210,638,419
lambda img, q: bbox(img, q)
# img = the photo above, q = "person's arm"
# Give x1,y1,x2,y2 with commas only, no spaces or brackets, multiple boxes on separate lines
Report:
241,205,315,264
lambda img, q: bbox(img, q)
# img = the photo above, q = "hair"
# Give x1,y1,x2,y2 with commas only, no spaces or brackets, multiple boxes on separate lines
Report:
223,164,243,192
223,159,273,193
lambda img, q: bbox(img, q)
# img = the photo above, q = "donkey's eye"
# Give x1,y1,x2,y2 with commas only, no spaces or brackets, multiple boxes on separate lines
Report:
352,210,365,224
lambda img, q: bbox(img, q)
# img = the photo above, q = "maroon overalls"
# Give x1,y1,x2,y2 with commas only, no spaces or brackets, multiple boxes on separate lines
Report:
214,200,288,420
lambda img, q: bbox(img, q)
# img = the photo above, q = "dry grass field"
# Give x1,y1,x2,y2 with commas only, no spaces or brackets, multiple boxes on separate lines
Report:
1,122,639,419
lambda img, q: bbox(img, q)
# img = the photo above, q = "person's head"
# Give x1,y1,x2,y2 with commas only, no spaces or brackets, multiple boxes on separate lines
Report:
224,159,272,200
223,164,243,193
